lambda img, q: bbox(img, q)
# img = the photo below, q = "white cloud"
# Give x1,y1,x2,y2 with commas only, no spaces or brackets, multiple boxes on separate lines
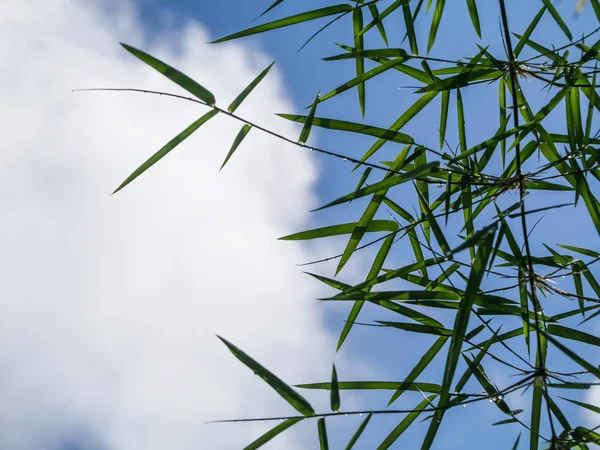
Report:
0,1,359,448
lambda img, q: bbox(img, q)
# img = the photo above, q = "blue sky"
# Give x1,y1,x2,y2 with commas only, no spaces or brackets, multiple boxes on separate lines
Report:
1,0,599,449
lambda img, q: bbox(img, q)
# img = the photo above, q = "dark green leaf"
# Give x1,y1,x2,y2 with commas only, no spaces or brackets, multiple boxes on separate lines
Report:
212,5,353,43
114,109,219,193
245,418,303,450
331,365,340,412
228,61,276,113
318,418,329,450
279,220,399,241
121,43,216,106
220,124,252,170
277,115,414,144
346,413,372,449
378,395,438,449
217,336,315,416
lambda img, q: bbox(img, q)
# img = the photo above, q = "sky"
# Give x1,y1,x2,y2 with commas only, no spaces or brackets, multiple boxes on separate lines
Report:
1,0,599,449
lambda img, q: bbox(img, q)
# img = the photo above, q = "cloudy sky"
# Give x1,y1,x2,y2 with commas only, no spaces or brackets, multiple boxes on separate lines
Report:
1,1,599,449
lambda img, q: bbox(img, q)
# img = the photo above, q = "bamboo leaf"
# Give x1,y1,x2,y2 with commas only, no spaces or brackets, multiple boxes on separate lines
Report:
121,43,216,106
212,5,354,43
465,0,481,38
299,92,320,144
245,418,303,450
114,109,219,193
315,162,440,210
217,336,315,416
338,234,394,350
228,61,276,113
297,381,441,393
378,395,438,449
318,418,329,450
547,324,600,348
277,114,414,144
428,0,446,53
220,124,252,170
388,336,448,405
541,0,572,40
353,7,366,116
422,230,495,449
346,413,372,449
279,220,399,241
331,365,340,412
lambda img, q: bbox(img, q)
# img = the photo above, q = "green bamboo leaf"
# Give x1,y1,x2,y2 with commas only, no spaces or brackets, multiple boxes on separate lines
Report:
403,2,419,54
499,77,507,166
323,48,409,61
463,356,512,415
547,324,600,348
228,61,275,113
331,365,340,412
318,418,329,450
315,162,440,210
318,56,411,105
585,64,597,142
574,426,600,444
561,397,600,415
557,244,600,258
378,321,453,336
422,230,495,450
448,222,497,259
514,6,546,57
355,92,437,167
277,115,414,144
114,109,219,193
368,4,389,46
220,124,252,170
439,90,450,149
388,336,448,405
297,381,441,393
454,329,496,392
378,395,438,449
338,234,394,351
511,434,521,450
457,88,467,154
417,186,451,256
217,336,315,416
465,0,481,38
121,43,216,106
279,220,399,241
544,332,600,378
254,0,285,20
337,147,412,274
299,92,320,144
211,5,353,43
541,0,572,40
428,0,446,53
353,7,366,117
332,290,461,301
356,0,405,38
346,413,372,449
245,418,304,450
530,333,547,450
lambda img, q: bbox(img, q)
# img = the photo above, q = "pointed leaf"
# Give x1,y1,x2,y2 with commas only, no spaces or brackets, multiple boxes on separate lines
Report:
279,220,399,241
346,413,372,449
212,5,353,43
217,336,315,416
228,61,276,113
245,418,303,450
114,109,219,193
121,43,216,105
220,124,252,170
